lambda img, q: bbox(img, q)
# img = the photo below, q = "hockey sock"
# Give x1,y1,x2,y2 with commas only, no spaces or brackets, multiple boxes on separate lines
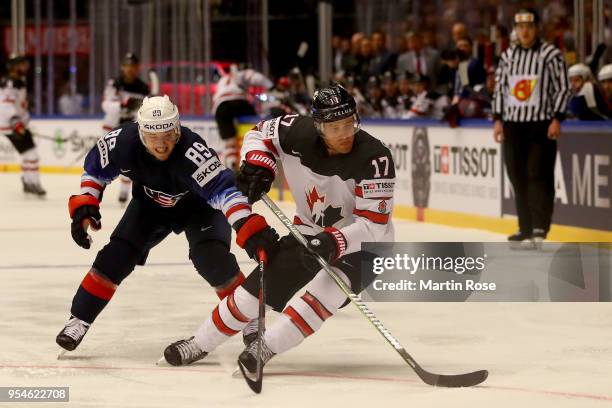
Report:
70,269,118,324
21,148,40,184
265,267,350,355
194,286,264,352
214,271,245,300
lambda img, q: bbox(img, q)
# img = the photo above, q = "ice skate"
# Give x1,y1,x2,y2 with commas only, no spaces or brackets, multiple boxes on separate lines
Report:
56,316,90,351
237,337,275,377
163,336,208,366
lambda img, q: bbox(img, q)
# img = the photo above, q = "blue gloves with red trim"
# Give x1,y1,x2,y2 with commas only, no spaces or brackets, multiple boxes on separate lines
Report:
68,194,102,249
234,214,280,261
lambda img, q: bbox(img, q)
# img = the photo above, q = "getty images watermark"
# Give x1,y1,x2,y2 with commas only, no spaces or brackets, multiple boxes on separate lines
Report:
360,243,611,302
371,252,495,292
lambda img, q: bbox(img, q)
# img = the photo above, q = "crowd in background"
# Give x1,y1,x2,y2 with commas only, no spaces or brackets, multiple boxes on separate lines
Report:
325,18,612,123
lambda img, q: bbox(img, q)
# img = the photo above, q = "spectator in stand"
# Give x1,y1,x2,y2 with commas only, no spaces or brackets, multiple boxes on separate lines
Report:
597,64,612,109
337,37,357,78
567,63,610,120
355,37,374,85
369,31,397,77
404,74,448,120
451,22,469,48
438,49,459,97
361,75,384,118
494,25,511,54
343,75,368,112
452,36,487,103
396,32,441,89
380,71,401,118
396,72,414,115
456,67,496,120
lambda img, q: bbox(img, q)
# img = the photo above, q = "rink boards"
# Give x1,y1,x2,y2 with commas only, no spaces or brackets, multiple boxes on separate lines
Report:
0,117,609,241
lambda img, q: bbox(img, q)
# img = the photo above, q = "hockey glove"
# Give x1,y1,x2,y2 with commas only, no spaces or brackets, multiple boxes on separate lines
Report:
234,214,279,261
236,151,276,204
304,228,347,269
69,194,102,249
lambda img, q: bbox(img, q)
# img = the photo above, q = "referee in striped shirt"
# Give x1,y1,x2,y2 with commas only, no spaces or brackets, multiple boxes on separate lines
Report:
492,8,570,248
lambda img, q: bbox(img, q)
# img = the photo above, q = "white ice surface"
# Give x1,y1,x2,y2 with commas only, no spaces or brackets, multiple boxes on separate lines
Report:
0,174,611,407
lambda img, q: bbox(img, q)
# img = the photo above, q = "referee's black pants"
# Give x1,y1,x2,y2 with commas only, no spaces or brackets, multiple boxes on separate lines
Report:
503,121,557,236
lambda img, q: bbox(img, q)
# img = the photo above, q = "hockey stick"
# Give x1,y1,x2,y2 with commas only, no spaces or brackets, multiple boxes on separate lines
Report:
238,249,267,393
261,194,488,388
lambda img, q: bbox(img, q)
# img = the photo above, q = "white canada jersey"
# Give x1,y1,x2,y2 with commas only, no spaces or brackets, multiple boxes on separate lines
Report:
242,114,395,254
0,77,29,134
212,69,273,113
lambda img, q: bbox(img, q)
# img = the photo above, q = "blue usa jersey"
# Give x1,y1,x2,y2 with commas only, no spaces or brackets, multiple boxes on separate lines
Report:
79,122,251,225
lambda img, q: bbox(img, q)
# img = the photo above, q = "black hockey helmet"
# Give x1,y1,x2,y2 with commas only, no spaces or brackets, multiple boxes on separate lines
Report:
311,84,358,124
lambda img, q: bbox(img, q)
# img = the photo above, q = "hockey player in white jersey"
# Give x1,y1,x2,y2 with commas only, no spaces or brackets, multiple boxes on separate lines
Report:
213,65,273,171
0,54,46,196
163,85,395,375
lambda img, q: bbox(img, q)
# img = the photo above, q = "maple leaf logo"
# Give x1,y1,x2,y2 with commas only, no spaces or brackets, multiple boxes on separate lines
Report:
306,186,325,211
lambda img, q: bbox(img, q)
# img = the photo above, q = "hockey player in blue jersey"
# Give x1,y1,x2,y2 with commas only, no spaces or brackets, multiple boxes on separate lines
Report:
56,95,279,353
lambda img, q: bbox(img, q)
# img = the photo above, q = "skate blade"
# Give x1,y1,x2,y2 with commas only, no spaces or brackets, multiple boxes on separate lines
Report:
156,356,169,366
57,348,68,360
231,366,242,378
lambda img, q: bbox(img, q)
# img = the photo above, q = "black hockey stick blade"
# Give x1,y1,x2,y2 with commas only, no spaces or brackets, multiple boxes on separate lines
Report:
237,358,262,394
418,367,488,388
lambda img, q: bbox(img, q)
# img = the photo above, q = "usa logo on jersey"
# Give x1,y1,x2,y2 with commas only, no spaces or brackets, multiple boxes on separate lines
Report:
143,186,188,208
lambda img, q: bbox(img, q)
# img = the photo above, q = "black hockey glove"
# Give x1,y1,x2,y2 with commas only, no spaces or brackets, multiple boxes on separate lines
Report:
69,194,102,249
303,228,347,269
236,151,276,204
234,214,280,261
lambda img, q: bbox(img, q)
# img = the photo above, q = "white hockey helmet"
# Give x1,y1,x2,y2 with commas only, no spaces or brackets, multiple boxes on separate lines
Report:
598,64,612,82
136,95,180,143
568,63,591,79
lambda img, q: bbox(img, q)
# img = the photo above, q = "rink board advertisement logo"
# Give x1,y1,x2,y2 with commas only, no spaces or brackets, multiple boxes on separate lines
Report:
502,130,612,230
360,242,611,302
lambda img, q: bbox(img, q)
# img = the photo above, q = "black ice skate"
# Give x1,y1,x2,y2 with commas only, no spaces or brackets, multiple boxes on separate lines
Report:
56,316,90,351
508,231,535,250
164,336,208,366
237,337,275,376
22,178,46,197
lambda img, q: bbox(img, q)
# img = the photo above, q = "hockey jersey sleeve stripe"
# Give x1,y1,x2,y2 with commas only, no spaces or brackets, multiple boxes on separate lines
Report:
301,291,333,321
225,203,252,220
80,180,104,192
283,306,315,337
353,209,390,224
212,305,240,336
293,215,305,225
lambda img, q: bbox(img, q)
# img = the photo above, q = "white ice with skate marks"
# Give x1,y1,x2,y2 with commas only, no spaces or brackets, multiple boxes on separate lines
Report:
0,173,611,407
